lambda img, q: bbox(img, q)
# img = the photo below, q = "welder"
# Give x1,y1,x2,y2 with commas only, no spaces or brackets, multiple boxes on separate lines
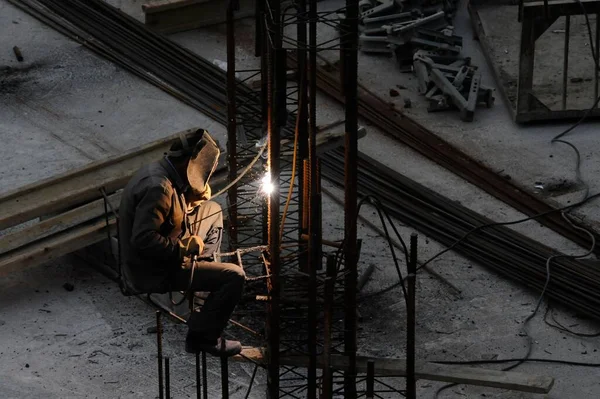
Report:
118,129,244,357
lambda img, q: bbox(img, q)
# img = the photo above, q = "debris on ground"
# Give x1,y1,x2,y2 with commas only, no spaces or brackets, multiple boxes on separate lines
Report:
353,0,494,120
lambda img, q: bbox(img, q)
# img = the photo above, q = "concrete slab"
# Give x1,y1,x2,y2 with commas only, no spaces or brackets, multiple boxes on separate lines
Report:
1,0,600,398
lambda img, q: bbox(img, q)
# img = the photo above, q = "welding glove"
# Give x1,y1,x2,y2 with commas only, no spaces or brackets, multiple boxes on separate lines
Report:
179,235,205,261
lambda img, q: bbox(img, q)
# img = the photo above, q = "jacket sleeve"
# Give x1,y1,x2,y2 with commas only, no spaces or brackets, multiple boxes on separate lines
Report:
130,184,180,262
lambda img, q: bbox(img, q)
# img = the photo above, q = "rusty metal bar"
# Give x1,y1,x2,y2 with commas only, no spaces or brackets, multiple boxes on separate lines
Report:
266,0,282,395
562,15,570,110
594,13,600,103
321,254,337,398
226,0,238,248
406,233,418,399
202,352,208,399
221,357,229,399
165,357,171,399
307,0,319,396
156,311,164,399
196,352,201,399
366,360,375,399
343,0,360,397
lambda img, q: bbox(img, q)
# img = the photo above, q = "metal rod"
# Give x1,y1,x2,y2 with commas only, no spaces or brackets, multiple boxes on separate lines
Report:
562,15,570,110
343,0,360,397
196,352,201,399
267,0,282,395
321,254,337,399
307,0,320,392
226,0,238,248
165,357,171,399
202,352,208,399
406,234,418,399
366,360,375,399
221,356,229,399
156,311,164,399
594,13,600,103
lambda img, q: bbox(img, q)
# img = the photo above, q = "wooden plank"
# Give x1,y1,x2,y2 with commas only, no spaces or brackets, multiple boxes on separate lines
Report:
143,0,256,34
233,348,554,394
0,128,195,231
0,218,116,276
142,0,206,13
0,192,121,255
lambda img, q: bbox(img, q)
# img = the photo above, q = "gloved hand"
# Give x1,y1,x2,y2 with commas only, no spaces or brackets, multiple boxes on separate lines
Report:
179,235,205,260
187,184,211,209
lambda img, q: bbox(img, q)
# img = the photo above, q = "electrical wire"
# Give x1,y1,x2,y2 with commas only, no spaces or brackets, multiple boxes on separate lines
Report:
210,140,268,200
356,195,412,301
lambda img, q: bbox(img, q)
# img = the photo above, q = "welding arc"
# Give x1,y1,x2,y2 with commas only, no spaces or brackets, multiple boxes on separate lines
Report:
14,0,600,322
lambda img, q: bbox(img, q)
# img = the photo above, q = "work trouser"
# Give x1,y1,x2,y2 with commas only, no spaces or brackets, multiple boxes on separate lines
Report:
170,201,245,341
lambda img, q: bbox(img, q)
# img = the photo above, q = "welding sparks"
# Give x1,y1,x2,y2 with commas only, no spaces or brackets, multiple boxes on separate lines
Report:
261,172,275,195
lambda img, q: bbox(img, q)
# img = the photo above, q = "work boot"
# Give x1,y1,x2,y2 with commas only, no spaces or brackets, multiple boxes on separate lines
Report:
185,333,242,357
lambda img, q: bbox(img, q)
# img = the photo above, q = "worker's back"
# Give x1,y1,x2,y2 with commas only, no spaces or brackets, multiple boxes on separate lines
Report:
118,159,187,294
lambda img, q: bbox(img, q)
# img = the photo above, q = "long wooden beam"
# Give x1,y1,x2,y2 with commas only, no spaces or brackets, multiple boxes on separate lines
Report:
234,348,554,394
0,129,197,231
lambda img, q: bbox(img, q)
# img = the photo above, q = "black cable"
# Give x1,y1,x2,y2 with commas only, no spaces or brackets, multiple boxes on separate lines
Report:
544,303,600,337
417,191,600,272
356,195,411,300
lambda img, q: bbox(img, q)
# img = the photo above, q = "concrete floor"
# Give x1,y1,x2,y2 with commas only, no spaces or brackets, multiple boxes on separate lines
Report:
2,0,600,398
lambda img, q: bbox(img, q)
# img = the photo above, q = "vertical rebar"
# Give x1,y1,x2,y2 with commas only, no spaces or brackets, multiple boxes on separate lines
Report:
266,0,282,396
562,15,570,110
321,254,337,399
196,352,201,399
594,13,600,103
202,352,208,399
165,357,171,399
343,0,360,397
308,0,320,394
221,356,229,399
366,360,375,399
406,233,418,399
297,0,310,273
226,0,238,248
156,311,164,399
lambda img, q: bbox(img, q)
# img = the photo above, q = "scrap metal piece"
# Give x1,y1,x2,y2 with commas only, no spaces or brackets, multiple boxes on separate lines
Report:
429,67,470,120
465,71,482,121
360,0,396,20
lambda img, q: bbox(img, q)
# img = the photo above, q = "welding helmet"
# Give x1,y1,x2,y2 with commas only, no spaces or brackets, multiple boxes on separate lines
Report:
170,129,220,195
186,130,220,195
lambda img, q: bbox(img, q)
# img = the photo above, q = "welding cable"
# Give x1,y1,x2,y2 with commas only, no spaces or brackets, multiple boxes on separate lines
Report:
356,195,411,300
210,139,268,200
543,304,600,337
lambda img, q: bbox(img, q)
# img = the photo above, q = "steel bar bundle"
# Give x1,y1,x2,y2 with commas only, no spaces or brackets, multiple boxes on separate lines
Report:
321,151,600,321
286,53,600,254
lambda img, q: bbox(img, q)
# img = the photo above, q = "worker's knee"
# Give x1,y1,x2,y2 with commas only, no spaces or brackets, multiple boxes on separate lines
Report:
224,262,245,285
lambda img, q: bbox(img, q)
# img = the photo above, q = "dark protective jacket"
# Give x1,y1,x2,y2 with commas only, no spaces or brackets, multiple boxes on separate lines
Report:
118,159,188,294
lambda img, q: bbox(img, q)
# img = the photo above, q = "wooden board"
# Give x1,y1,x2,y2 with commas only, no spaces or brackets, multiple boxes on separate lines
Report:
233,348,554,394
0,128,196,231
1,192,121,255
143,0,256,34
0,218,116,276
